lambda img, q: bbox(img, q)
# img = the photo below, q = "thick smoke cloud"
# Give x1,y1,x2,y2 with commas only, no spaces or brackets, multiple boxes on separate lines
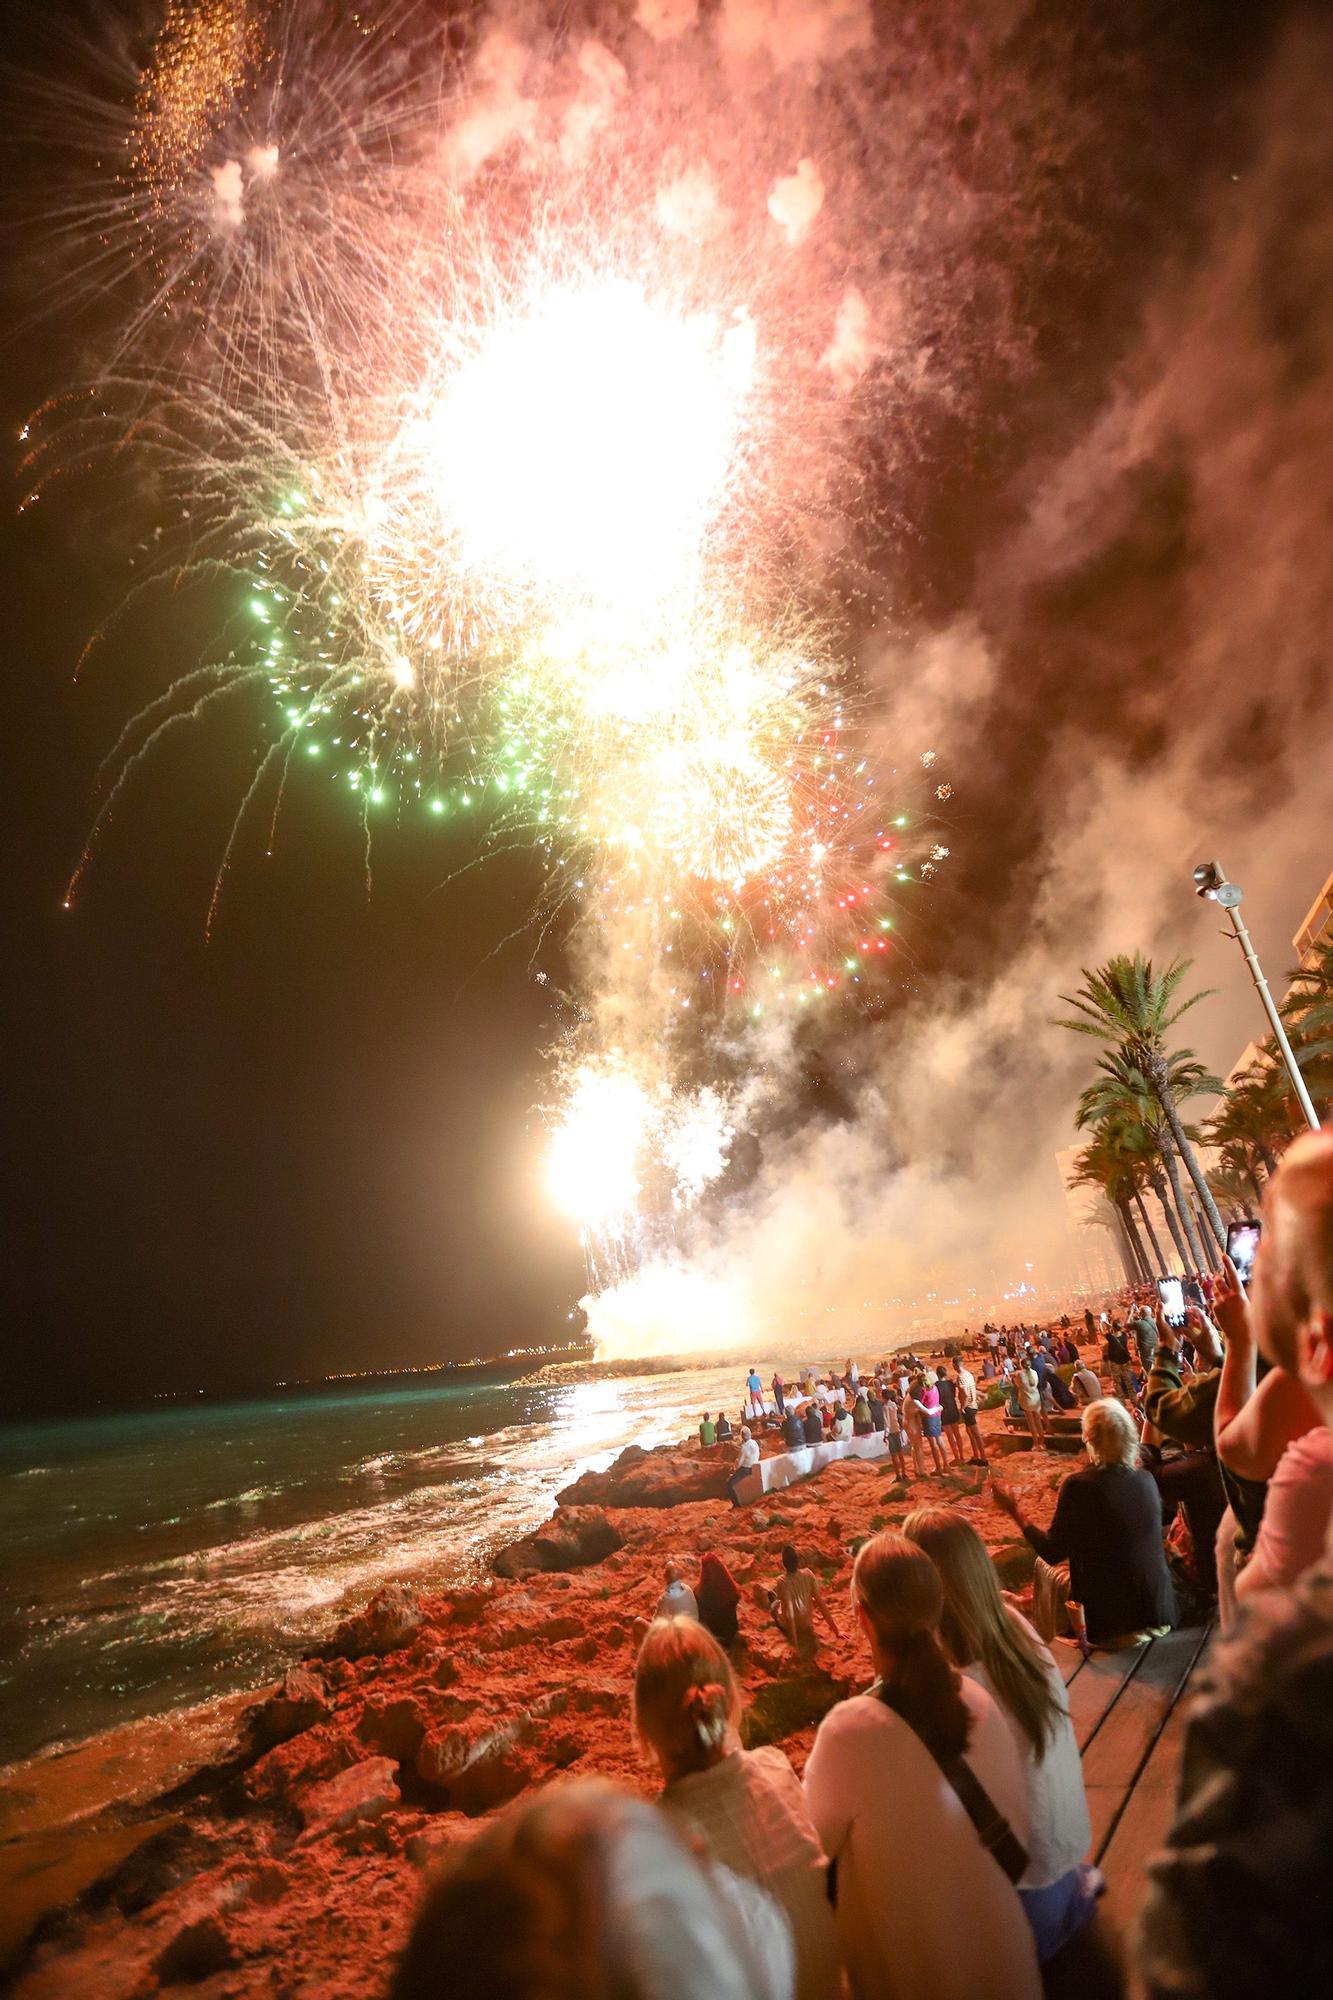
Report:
583,6,1333,1355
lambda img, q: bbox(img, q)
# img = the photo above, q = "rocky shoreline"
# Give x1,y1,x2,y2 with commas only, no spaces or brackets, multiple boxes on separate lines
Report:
1,1399,1063,1998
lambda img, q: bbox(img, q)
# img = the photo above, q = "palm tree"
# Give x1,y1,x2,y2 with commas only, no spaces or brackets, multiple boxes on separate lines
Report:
1075,1089,1177,1269
1075,1048,1219,1271
1206,1045,1298,1177
1207,1157,1256,1222
1212,1134,1267,1206
1069,1132,1154,1282
1057,954,1227,1252
1283,935,1333,1072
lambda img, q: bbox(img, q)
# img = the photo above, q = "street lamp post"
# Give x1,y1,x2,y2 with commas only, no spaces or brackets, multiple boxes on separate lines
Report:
1193,861,1321,1132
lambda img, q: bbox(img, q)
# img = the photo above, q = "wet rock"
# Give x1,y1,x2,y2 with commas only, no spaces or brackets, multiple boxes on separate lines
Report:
356,1696,428,1762
494,1506,623,1579
557,1447,731,1510
316,1582,423,1661
299,1756,400,1840
241,1665,330,1755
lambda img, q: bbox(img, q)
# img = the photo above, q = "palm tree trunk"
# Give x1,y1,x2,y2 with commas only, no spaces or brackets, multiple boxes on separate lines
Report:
1153,1080,1227,1250
1159,1144,1204,1269
1118,1194,1151,1283
1247,1162,1265,1206
1107,1214,1138,1286
1133,1187,1168,1274
1189,1194,1222,1269
1149,1167,1189,1270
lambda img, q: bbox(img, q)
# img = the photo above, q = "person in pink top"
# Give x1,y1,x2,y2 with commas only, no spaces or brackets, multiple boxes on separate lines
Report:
803,1534,1040,2000
913,1372,949,1475
1235,1422,1333,1601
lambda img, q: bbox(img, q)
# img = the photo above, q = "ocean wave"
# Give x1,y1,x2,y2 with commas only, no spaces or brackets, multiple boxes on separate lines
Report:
203,1483,286,1510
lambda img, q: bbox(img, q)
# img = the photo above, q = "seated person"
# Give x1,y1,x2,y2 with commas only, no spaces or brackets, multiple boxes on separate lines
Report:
802,1404,823,1445
802,1535,1040,2000
753,1544,839,1656
635,1619,838,2000
782,1404,805,1449
695,1552,743,1647
726,1427,760,1508
993,1400,1177,1645
699,1412,717,1447
852,1392,874,1435
655,1561,699,1622
716,1411,733,1442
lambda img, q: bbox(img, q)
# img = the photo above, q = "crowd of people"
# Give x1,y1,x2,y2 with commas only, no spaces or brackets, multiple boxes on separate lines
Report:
703,1353,992,1504
390,1131,1333,1999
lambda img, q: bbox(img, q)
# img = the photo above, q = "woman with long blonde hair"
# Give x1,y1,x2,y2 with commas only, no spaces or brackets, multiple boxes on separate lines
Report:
802,1533,1040,2000
634,1619,837,2000
903,1509,1110,1982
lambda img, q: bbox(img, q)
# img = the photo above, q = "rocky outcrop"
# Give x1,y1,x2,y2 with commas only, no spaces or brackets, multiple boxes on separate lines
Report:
298,1756,401,1840
557,1444,732,1509
240,1666,331,1755
315,1583,423,1661
493,1505,624,1578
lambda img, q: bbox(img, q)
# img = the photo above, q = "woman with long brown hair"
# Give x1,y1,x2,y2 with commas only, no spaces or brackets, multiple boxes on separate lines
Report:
903,1509,1110,1984
634,1619,837,2000
803,1533,1040,2000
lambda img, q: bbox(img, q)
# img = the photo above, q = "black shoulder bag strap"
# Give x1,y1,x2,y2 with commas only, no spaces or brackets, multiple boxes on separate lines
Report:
933,1749,1029,1886
875,1684,1029,1886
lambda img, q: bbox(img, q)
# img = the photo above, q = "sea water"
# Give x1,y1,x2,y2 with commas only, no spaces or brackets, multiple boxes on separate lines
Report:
0,1360,758,1770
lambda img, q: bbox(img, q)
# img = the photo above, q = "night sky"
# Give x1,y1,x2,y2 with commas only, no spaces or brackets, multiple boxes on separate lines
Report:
5,0,1331,1414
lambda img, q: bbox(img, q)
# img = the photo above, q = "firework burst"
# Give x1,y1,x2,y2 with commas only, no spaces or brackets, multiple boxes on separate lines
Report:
25,0,960,1318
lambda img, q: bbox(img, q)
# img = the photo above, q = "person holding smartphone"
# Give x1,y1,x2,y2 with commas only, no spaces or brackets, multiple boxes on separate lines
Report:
1139,1132,1333,2000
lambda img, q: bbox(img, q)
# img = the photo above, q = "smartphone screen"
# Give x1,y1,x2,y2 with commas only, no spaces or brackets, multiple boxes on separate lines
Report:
1156,1276,1186,1326
1226,1220,1262,1289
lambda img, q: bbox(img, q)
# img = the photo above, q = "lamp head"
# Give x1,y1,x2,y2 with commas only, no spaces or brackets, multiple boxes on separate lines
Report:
1194,860,1243,908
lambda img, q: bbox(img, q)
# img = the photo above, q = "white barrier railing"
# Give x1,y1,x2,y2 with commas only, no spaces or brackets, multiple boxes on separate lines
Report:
732,1428,890,1505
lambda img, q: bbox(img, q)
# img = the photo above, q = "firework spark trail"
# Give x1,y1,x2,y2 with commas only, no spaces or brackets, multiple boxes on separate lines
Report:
27,0,971,1334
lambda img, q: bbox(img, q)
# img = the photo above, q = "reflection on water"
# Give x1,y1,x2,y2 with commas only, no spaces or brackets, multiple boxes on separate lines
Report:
0,1359,755,1768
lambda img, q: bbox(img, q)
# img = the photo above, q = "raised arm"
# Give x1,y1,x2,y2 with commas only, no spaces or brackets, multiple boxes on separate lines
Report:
1212,1257,1319,1480
993,1474,1075,1565
1216,1367,1318,1482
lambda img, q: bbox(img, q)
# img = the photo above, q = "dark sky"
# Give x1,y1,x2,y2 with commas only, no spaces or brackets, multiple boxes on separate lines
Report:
5,0,1327,1414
